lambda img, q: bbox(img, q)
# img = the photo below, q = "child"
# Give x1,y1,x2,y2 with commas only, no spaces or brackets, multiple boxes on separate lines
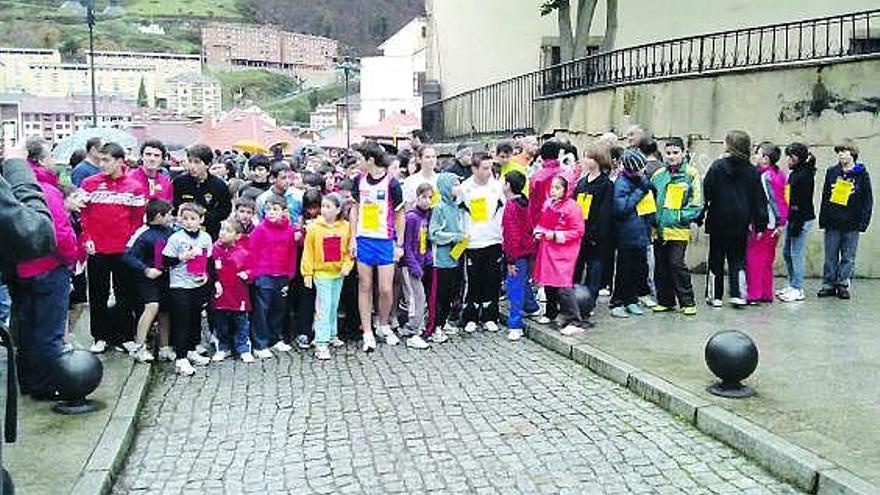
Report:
650,137,703,315
233,198,256,249
210,220,253,363
400,183,434,349
248,196,299,359
301,193,354,360
746,142,788,304
817,139,872,299
427,172,465,343
124,199,175,362
256,162,291,222
573,144,614,300
534,176,587,334
291,188,322,349
502,171,536,342
162,203,213,376
778,143,817,302
610,150,654,318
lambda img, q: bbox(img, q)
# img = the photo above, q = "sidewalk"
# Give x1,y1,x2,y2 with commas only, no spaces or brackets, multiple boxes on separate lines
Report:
528,277,879,489
3,312,150,495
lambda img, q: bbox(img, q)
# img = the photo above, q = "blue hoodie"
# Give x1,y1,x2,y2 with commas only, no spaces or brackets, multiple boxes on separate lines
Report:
429,173,465,269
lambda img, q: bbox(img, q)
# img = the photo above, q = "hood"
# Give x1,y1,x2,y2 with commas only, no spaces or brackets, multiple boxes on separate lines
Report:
28,159,59,187
542,159,560,170
437,172,458,203
315,217,343,230
719,155,752,177
264,217,290,230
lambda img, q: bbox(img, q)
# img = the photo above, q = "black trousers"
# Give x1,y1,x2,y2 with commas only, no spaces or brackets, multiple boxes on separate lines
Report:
707,233,747,300
429,267,460,333
611,248,643,307
87,253,135,346
654,240,695,308
462,244,503,324
168,286,207,359
544,286,581,326
291,276,316,341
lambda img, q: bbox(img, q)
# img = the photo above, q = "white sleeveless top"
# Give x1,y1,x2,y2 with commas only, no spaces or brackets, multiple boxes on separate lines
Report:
356,173,392,239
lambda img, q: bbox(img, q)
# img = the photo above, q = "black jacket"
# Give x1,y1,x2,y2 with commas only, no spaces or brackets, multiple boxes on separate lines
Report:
444,159,472,181
574,172,614,253
787,165,816,230
0,158,55,268
124,224,175,276
819,163,873,232
172,174,232,240
703,155,768,236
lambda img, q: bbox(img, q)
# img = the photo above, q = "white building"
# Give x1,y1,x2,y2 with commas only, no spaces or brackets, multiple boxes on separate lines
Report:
161,72,222,118
359,18,426,127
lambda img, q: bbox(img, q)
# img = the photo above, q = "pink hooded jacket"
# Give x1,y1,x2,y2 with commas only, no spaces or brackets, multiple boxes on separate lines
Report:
247,217,299,279
533,197,584,288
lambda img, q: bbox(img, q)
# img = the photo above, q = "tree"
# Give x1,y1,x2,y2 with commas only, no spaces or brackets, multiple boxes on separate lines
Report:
603,0,618,52
137,78,149,107
540,0,617,62
59,37,81,60
369,14,390,44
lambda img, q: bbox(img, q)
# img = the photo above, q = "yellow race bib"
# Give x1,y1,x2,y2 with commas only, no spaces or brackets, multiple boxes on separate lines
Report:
419,227,428,255
470,197,488,223
360,203,380,231
664,183,686,210
636,191,657,216
431,187,440,208
830,178,854,206
450,237,469,260
784,184,791,205
577,193,593,219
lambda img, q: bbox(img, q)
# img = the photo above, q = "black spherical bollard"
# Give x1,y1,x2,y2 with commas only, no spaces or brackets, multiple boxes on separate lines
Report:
52,349,104,415
573,284,596,320
705,330,759,398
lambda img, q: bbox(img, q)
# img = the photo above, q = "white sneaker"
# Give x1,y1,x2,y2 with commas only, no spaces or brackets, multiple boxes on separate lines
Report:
775,286,793,296
187,351,210,366
253,348,274,360
314,346,331,360
133,346,154,363
195,344,210,356
406,335,430,349
560,325,585,336
89,340,107,354
598,288,611,297
483,321,499,332
464,322,478,333
442,323,459,335
778,288,805,302
211,350,229,362
272,341,293,353
376,326,400,346
508,329,523,341
122,341,139,354
729,297,747,307
330,337,345,348
429,329,449,344
709,299,724,308
158,346,176,362
175,358,195,376
639,295,658,308
362,333,377,352
536,316,552,325
240,352,255,363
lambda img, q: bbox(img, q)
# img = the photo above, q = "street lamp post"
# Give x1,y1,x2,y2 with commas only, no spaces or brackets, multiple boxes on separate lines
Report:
86,0,97,128
336,57,359,149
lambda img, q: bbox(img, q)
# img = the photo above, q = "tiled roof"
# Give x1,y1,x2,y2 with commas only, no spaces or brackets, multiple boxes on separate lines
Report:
199,107,299,151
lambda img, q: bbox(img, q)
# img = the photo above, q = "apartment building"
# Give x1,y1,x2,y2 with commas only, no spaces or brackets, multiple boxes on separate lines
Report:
162,72,222,118
202,22,338,72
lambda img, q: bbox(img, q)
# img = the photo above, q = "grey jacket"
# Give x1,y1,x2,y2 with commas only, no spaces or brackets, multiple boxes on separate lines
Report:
0,158,55,266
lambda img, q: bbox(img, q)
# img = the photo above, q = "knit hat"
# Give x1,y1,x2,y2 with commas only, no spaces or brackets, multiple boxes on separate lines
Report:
621,149,647,174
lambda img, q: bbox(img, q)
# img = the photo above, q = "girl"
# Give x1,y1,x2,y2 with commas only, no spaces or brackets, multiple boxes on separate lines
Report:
292,188,323,349
746,142,788,304
777,143,816,302
301,193,354,360
427,172,465,343
400,183,434,349
502,171,536,342
573,144,614,300
534,176,587,334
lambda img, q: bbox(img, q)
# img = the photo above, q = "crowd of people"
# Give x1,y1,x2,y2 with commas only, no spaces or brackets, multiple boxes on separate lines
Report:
0,125,872,389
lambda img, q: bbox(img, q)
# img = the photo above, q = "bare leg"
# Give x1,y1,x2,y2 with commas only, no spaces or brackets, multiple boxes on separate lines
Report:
157,312,170,347
136,302,159,346
357,262,375,336
376,265,395,326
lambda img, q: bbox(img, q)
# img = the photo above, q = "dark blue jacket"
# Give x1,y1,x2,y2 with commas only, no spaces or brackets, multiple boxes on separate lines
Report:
819,163,873,232
612,173,653,249
124,224,175,276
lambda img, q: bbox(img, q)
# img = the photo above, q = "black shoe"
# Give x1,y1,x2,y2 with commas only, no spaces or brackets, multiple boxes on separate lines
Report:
816,288,837,298
837,287,851,300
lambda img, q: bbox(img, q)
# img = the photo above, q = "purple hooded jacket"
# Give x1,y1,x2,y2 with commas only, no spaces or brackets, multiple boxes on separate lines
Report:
402,206,432,278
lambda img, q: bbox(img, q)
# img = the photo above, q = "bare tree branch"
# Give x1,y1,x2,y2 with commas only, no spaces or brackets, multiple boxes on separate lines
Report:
573,0,598,59
603,0,618,52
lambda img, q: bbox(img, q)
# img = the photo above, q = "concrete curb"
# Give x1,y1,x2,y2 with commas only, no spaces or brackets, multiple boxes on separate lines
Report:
521,318,879,495
70,363,152,495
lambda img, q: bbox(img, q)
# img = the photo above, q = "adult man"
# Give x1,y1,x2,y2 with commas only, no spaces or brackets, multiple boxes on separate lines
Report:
445,144,473,180
80,142,146,353
498,139,529,195
129,139,173,202
70,136,105,187
173,144,232,239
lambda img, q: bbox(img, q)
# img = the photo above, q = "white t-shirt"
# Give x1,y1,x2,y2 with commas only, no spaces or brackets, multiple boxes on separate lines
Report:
402,172,438,210
460,176,504,249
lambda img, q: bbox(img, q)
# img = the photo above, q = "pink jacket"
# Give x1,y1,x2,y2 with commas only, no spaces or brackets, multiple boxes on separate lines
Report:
247,218,299,279
533,197,584,288
212,241,251,312
128,166,173,202
759,165,789,230
528,159,577,229
501,197,535,261
17,162,85,278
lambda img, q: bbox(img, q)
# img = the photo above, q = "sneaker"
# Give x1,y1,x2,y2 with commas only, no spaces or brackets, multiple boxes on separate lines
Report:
376,326,400,345
598,288,611,297
837,287,851,300
429,329,449,344
778,289,805,302
610,306,629,318
709,299,724,308
314,346,331,360
253,348,274,360
559,325,585,336
483,321,499,332
275,340,295,352
729,297,747,307
175,358,195,376
508,329,523,341
464,322,478,333
625,303,644,316
122,341,139,354
775,286,793,296
406,335,430,349
442,323,459,335
535,316,552,325
330,337,345,348
211,350,229,362
187,351,210,366
639,295,657,308
240,352,255,363
652,305,672,313
133,346,154,363
524,308,542,317
681,306,698,316
195,344,210,356
89,340,107,354
362,333,377,352
158,346,176,362
816,287,837,298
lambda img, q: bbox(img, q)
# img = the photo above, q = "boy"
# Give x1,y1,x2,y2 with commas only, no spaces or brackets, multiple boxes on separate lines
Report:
163,203,213,375
400,183,434,349
239,154,272,202
210,220,253,363
124,199,175,362
256,162,291,222
172,144,231,240
818,139,872,299
233,197,256,249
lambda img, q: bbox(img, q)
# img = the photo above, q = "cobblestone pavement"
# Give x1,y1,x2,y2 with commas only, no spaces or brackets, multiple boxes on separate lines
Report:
113,333,802,494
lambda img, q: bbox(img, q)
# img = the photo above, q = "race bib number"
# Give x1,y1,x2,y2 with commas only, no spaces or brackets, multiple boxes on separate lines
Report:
322,236,342,263
636,191,657,216
470,197,488,223
830,178,854,206
360,203,380,231
577,193,593,219
664,183,686,210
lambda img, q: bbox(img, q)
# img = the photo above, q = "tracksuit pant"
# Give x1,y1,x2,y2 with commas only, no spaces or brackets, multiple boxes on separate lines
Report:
611,248,643,308
544,286,581,327
314,276,344,347
506,257,539,331
707,233,747,301
400,267,431,338
168,285,208,360
428,267,460,335
654,240,695,308
251,275,289,351
462,244,503,325
87,253,136,346
746,230,779,302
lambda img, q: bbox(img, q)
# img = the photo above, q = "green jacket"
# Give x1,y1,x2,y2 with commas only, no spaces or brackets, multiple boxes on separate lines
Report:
651,163,704,241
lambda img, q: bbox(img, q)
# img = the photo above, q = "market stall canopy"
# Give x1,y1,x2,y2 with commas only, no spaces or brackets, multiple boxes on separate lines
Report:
200,107,299,153
355,113,421,140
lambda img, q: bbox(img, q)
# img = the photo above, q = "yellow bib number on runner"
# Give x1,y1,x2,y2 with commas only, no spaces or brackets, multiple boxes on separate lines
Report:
636,191,657,216
664,183,686,210
784,184,791,205
830,178,854,206
470,197,488,223
419,227,428,255
360,203,380,231
450,237,469,260
431,187,440,208
577,193,593,219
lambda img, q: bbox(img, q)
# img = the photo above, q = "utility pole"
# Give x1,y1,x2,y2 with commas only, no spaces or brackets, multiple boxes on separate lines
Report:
336,57,358,149
86,0,97,127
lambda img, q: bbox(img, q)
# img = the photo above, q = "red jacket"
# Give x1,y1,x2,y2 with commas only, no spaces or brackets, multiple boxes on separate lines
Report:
501,197,535,262
212,241,251,312
128,166,173,202
17,162,85,278
247,218,299,279
80,172,146,254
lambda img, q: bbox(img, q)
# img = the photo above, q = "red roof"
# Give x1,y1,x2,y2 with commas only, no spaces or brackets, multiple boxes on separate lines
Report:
199,107,299,152
354,113,421,139
315,130,363,149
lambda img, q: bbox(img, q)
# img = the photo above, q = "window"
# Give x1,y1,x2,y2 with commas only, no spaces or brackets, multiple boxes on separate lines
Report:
413,71,426,96
379,109,386,121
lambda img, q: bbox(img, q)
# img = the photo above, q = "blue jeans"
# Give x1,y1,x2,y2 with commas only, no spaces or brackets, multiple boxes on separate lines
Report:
783,220,813,290
212,310,250,355
16,267,70,396
314,276,343,346
506,258,532,331
251,276,289,351
822,229,860,289
0,280,10,326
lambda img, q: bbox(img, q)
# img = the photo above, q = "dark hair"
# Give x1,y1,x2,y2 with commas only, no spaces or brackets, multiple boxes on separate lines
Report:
470,151,491,168
354,140,388,168
234,197,256,212
26,136,48,162
86,136,103,154
302,171,325,188
833,139,859,161
140,139,167,159
724,130,751,161
665,137,685,150
100,142,126,160
248,154,271,172
756,141,781,167
303,188,322,215
784,143,816,170
505,170,526,196
638,139,660,159
539,140,562,160
551,175,569,191
339,178,354,191
561,141,579,161
609,146,625,161
220,219,243,235
145,199,173,221
68,148,87,168
265,196,288,210
178,202,206,218
496,140,514,155
269,162,291,179
416,182,434,197
186,144,214,166
322,193,343,218
317,163,335,176
411,129,427,141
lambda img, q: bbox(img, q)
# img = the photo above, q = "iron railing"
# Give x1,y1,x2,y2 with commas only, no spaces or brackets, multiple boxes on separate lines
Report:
423,8,880,141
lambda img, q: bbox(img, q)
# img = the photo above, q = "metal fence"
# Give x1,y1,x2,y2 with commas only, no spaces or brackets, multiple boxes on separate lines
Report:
423,8,880,141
